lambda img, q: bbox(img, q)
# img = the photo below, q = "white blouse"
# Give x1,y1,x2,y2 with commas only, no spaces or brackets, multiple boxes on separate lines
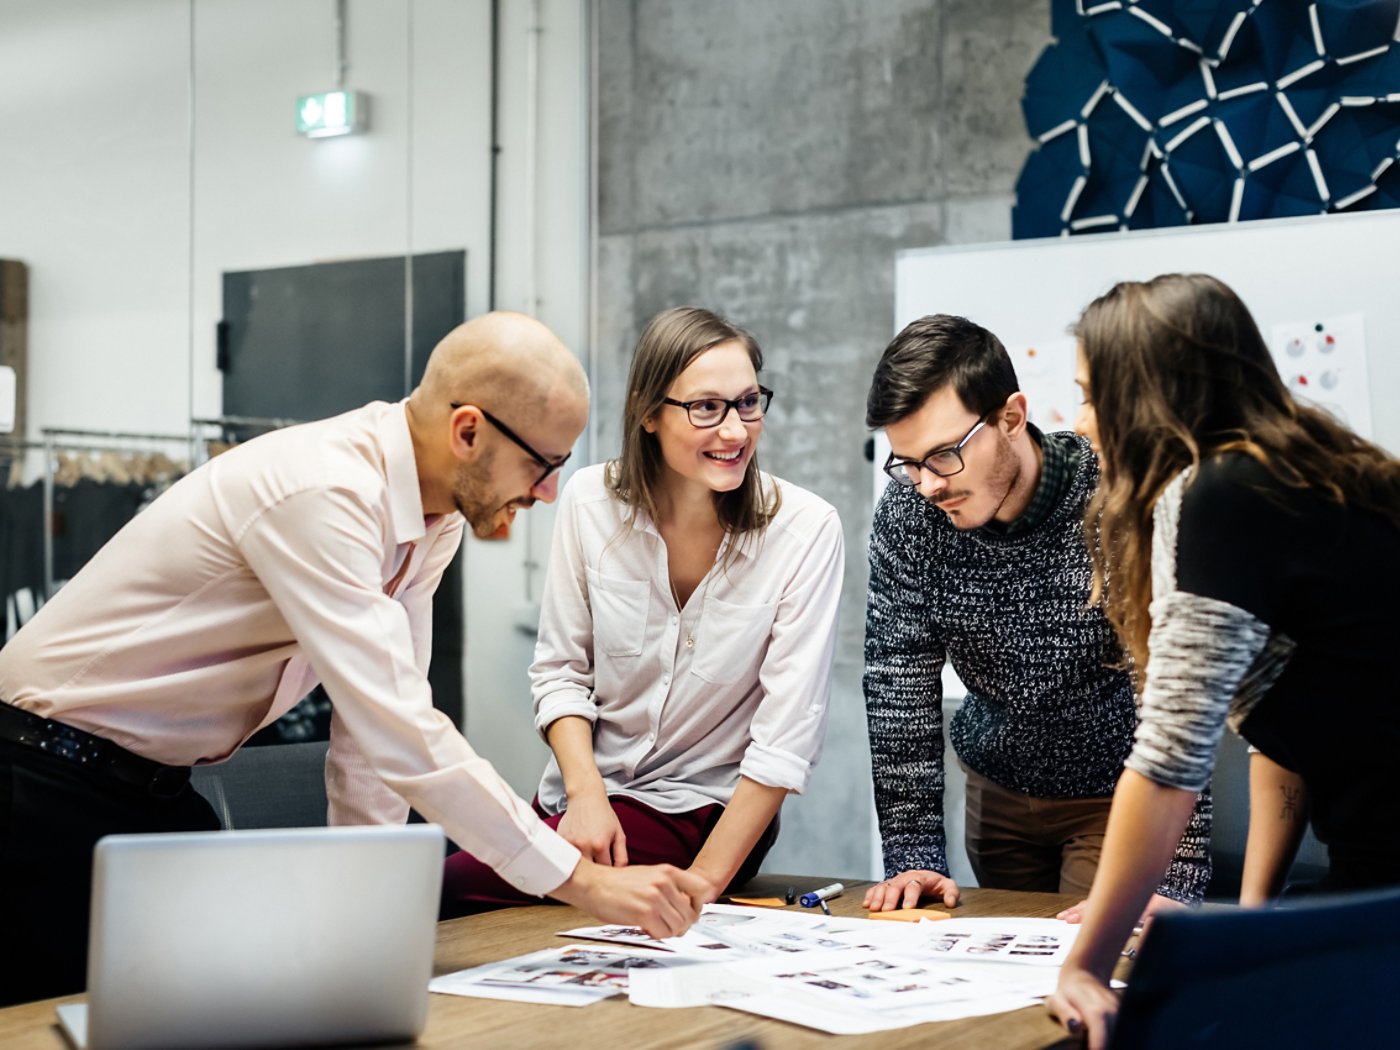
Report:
531,463,844,815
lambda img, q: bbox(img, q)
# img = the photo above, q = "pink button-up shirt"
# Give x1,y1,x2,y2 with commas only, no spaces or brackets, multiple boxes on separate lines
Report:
0,400,579,896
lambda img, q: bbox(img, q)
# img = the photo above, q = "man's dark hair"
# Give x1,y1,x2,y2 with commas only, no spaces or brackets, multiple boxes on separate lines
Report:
866,314,1020,429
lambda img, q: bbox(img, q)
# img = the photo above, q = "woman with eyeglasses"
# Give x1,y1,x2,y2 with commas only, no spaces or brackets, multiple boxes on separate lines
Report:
440,307,844,915
1047,273,1400,1047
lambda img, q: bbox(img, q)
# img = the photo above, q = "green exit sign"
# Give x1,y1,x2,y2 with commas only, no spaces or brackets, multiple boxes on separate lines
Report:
296,90,369,138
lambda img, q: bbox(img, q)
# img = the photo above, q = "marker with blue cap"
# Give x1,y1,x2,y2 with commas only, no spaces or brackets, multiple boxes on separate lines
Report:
798,882,843,915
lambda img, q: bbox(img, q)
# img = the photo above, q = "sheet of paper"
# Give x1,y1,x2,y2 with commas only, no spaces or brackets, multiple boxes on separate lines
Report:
502,908,1086,1031
628,950,1055,1033
910,917,1080,966
559,903,921,958
555,919,747,959
429,944,689,1006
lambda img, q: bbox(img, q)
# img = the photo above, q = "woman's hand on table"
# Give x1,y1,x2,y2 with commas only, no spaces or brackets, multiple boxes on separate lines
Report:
1046,964,1119,1049
682,865,728,907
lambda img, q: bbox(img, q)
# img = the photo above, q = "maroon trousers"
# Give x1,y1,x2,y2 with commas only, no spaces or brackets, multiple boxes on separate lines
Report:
440,794,777,920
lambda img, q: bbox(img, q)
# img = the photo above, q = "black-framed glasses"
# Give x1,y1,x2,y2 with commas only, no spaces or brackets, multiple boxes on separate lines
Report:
452,403,571,487
883,413,989,486
660,386,774,428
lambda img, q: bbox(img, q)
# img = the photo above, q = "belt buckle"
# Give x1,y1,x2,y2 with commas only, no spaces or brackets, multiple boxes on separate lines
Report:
45,723,101,765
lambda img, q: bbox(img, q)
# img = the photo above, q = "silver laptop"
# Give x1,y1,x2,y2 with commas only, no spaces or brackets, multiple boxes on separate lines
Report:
57,823,444,1050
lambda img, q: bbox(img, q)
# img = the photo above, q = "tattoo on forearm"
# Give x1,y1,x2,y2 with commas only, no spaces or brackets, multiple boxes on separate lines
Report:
1280,785,1301,821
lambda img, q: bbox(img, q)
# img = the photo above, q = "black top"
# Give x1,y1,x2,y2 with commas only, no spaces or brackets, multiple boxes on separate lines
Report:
1135,453,1400,889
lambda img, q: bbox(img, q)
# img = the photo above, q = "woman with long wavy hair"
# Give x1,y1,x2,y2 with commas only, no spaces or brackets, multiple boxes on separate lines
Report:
1047,273,1400,1046
441,307,844,915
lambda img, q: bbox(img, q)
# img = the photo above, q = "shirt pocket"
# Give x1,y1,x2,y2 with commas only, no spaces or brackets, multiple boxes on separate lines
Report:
586,566,650,657
691,596,777,686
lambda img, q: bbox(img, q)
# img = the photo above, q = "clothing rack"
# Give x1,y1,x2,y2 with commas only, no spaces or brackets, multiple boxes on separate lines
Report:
190,414,304,431
190,415,304,455
0,419,301,604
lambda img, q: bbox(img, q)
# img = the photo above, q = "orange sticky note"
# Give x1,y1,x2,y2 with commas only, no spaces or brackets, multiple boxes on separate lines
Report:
866,908,952,922
726,896,788,908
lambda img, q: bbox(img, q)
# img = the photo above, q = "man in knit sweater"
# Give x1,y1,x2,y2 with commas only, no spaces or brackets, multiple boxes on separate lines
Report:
861,314,1211,914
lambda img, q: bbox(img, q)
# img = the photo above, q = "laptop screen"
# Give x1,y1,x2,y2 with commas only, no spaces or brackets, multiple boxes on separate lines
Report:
64,824,443,1050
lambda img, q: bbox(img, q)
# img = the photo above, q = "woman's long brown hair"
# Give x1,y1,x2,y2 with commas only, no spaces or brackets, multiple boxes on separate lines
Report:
606,307,780,549
1077,273,1400,674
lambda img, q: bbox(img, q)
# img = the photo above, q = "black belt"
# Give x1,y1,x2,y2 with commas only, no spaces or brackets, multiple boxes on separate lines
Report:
0,701,191,797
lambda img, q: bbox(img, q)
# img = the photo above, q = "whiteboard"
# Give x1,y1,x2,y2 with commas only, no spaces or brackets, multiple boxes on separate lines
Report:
894,210,1400,456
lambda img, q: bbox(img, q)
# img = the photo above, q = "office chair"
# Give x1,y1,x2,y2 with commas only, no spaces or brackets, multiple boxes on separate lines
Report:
191,740,330,830
1112,885,1400,1048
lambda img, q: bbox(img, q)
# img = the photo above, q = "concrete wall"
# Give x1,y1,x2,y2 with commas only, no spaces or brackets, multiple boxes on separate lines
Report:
591,0,1051,879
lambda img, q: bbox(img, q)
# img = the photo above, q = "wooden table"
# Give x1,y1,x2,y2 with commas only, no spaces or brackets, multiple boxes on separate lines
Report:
0,875,1086,1049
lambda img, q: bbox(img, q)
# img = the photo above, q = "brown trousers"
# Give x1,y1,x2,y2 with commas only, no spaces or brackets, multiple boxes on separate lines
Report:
961,763,1112,896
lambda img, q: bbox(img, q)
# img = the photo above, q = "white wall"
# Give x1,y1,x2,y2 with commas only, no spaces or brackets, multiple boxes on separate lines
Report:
0,0,589,796
0,0,192,439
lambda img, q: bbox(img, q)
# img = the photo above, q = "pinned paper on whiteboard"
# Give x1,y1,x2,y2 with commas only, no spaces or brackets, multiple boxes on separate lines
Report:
1013,337,1080,433
1270,314,1372,439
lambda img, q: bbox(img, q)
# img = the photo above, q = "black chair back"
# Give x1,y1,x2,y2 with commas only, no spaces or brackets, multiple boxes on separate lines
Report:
1113,887,1400,1048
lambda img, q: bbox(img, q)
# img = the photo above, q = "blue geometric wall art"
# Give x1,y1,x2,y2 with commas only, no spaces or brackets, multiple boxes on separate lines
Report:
1013,0,1400,239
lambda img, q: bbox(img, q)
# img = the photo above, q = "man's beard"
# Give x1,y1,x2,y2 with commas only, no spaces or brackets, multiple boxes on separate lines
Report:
941,430,1021,530
452,455,530,539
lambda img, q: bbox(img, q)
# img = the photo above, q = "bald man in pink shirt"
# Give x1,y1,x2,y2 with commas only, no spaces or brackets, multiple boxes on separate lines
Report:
0,313,706,1006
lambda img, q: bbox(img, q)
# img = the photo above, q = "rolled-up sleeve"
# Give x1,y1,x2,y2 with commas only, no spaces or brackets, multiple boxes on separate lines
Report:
741,507,844,793
238,487,580,897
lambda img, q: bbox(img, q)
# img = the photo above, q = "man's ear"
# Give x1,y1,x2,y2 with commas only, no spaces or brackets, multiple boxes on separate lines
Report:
450,403,483,457
1000,391,1030,437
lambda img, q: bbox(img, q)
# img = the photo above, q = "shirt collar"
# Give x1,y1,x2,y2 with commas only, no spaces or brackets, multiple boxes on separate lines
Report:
632,505,757,562
381,400,431,546
979,424,1080,537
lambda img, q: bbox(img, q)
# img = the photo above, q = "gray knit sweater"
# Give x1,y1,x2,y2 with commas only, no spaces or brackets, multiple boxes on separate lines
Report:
864,432,1212,903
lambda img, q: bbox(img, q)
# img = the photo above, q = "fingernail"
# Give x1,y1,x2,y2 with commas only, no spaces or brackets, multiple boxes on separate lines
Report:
1067,1018,1082,1035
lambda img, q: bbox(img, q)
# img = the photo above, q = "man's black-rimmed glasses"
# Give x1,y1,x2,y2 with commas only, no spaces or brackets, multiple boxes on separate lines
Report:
883,413,989,486
660,387,774,428
451,403,571,487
